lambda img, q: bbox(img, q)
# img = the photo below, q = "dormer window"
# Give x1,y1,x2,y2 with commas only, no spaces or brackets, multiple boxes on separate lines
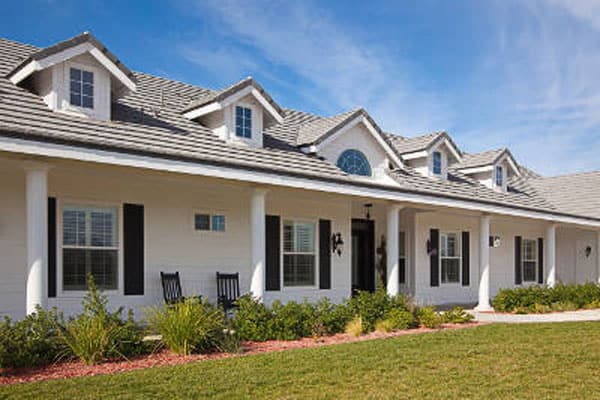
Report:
235,106,252,139
495,166,503,187
432,151,442,175
69,67,94,109
337,149,372,177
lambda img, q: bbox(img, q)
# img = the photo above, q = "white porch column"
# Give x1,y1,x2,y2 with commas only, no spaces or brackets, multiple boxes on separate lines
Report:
250,188,267,300
597,231,600,284
475,215,492,311
546,224,557,287
386,204,402,296
25,164,49,314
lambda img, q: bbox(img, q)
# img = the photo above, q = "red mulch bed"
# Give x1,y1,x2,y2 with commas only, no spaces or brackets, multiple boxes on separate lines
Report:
0,322,481,385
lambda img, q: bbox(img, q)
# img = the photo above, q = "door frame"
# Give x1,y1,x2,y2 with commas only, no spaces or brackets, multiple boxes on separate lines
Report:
351,218,375,294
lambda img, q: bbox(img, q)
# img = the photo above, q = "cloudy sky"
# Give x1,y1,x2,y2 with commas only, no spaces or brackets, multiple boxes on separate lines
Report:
2,0,600,176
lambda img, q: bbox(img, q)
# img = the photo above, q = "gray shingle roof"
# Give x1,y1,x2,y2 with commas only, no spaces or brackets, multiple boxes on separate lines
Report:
527,172,600,219
385,131,462,160
0,36,597,222
454,148,506,169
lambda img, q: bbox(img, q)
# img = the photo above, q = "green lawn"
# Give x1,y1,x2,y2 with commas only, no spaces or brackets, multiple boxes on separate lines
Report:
1,322,599,399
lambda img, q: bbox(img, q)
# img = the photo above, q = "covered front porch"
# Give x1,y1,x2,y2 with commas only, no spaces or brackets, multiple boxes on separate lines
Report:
2,154,600,319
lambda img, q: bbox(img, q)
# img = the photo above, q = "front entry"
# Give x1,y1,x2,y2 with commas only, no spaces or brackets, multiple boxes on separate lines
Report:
351,219,375,294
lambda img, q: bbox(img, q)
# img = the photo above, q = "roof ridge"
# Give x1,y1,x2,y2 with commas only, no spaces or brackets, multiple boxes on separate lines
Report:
535,169,600,180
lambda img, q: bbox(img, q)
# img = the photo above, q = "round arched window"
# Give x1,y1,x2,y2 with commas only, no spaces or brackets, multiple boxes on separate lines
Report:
336,149,372,177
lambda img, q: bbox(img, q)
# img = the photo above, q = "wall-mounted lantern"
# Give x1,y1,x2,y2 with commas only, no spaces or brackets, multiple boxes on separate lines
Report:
585,246,592,258
489,236,502,248
331,232,344,256
426,239,437,256
364,203,373,220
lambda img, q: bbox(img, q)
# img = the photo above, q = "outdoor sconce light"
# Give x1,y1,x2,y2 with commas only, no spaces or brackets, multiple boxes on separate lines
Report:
489,236,502,248
426,239,437,256
585,246,592,258
331,233,344,256
364,203,373,220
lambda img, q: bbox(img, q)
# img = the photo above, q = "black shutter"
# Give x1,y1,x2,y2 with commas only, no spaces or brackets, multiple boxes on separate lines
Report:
538,238,544,284
47,197,57,298
319,219,331,290
462,231,470,286
515,236,522,285
430,229,439,287
399,258,406,284
265,215,280,291
124,203,144,295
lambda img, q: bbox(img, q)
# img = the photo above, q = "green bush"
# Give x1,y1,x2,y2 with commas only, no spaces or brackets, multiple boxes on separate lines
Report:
146,297,226,356
442,307,474,324
60,274,146,364
492,283,600,313
0,307,63,368
375,319,395,333
386,308,416,330
417,306,443,329
346,289,410,333
230,295,274,342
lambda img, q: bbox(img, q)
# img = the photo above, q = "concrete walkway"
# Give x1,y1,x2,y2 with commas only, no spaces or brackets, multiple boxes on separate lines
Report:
471,309,600,323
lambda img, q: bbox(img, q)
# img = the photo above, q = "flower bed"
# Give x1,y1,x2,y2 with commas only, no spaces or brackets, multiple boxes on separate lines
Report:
0,275,475,382
0,322,480,385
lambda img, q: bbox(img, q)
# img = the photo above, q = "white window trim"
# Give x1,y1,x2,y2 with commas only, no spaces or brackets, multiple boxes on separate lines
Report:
191,209,227,235
432,151,443,176
234,105,252,139
232,101,256,143
439,231,462,286
495,165,503,187
280,217,320,290
521,238,538,284
61,61,100,118
57,197,122,297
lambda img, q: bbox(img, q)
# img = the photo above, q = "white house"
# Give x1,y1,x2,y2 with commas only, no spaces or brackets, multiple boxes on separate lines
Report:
1,32,599,319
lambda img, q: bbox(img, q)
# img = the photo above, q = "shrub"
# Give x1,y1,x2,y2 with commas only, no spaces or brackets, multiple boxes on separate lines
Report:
417,306,443,329
346,289,411,333
311,298,352,336
345,316,363,337
146,297,226,356
60,274,146,364
442,307,474,324
492,283,600,313
230,295,274,342
386,308,416,330
374,319,395,333
0,307,63,368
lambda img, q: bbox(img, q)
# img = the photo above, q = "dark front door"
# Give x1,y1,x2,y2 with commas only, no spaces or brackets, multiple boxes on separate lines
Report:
351,219,375,294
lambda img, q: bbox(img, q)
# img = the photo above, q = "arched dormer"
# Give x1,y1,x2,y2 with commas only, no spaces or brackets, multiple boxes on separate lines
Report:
337,149,372,177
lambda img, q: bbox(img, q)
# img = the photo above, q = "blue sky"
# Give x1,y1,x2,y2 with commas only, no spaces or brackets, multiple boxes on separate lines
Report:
1,0,600,176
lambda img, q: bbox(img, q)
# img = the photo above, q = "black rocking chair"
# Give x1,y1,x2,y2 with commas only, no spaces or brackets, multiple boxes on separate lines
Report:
216,272,240,311
160,271,184,304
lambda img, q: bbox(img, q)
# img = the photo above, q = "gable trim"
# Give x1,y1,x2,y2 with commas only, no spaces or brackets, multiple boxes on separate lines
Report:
309,114,404,168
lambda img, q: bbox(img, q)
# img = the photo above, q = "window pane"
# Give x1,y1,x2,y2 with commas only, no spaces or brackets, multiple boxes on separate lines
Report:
399,231,406,258
283,221,294,252
244,108,251,119
90,210,116,247
236,106,244,118
70,68,81,81
70,80,82,94
523,261,537,282
63,248,117,290
82,83,94,96
283,254,315,286
63,248,87,290
194,214,210,231
70,93,81,107
441,258,460,283
295,222,315,252
211,215,225,232
63,209,86,246
82,70,93,84
82,96,93,108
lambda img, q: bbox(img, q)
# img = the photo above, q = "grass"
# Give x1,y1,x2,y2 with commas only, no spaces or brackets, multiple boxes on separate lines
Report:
1,322,599,399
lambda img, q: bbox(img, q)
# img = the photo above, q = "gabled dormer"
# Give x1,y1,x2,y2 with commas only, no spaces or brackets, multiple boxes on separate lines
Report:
454,148,521,192
387,131,462,180
296,108,404,183
6,32,136,121
182,77,284,148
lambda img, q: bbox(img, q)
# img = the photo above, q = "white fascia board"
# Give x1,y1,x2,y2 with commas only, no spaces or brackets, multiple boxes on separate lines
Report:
251,88,284,123
1,135,599,228
458,165,494,174
9,42,136,92
441,138,462,162
499,153,521,177
401,150,428,160
316,115,404,168
183,102,222,120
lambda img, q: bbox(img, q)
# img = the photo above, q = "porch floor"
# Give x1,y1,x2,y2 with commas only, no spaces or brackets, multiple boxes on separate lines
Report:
470,308,600,323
